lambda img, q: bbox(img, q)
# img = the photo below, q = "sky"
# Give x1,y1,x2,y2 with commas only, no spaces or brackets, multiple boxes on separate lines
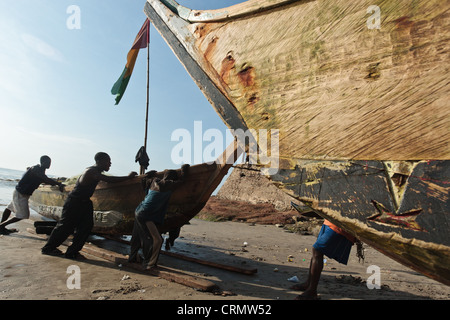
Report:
0,0,244,179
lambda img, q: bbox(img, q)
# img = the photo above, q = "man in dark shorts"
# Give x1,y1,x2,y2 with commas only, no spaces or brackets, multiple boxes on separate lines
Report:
292,220,356,300
41,152,137,259
0,156,64,235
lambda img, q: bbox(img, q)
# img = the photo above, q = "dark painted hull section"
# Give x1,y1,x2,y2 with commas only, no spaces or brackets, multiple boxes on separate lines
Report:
279,160,449,285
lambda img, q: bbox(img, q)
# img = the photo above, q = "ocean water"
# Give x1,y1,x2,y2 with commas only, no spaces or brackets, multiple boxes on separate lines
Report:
0,167,24,208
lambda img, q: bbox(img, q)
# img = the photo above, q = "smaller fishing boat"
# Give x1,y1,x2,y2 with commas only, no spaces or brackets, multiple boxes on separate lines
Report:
29,141,243,235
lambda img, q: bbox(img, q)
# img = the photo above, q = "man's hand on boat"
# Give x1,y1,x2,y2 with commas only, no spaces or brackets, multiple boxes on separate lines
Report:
143,165,189,179
98,171,138,184
144,170,158,179
128,172,138,178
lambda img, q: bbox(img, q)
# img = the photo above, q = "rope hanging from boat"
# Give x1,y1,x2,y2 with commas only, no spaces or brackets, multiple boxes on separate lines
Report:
356,240,365,263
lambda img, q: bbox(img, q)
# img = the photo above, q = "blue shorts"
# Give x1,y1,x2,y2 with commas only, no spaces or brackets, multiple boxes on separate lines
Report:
313,225,353,265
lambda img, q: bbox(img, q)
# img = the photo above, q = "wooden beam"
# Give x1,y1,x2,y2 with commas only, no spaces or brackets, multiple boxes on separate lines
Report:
27,228,220,292
161,250,257,275
82,245,219,293
101,234,257,275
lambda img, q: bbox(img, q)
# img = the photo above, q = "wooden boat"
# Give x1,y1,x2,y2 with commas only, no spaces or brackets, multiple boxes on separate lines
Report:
29,141,242,235
144,0,450,285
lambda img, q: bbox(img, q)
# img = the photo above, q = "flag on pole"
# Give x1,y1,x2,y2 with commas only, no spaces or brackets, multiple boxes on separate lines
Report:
111,19,150,105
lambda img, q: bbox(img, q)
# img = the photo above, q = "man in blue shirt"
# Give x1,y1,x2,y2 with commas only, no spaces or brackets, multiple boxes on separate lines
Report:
0,156,64,234
129,164,189,270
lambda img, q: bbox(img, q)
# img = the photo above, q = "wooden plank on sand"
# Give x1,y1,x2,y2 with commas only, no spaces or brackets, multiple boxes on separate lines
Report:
26,228,220,292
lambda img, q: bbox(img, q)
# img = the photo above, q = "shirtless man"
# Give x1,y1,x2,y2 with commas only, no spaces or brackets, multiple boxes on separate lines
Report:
41,152,137,259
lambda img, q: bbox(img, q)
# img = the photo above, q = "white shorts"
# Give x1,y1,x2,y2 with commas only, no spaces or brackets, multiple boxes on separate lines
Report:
6,189,31,219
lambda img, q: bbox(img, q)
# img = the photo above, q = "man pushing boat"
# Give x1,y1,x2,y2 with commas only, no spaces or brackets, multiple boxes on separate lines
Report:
41,152,137,259
0,156,64,235
128,164,189,270
291,220,364,300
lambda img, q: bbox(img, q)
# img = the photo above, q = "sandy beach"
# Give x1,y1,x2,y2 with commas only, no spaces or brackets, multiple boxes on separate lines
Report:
1,216,449,302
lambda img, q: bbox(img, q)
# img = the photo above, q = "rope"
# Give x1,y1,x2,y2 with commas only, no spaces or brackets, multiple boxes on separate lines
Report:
356,240,365,264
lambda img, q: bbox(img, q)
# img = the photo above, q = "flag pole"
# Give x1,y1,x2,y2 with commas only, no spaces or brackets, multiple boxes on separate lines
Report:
141,23,150,175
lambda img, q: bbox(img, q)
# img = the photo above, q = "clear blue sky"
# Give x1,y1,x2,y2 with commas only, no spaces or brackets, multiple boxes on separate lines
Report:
0,0,244,177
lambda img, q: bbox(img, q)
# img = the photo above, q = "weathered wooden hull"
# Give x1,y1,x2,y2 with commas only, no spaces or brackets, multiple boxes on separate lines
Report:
144,0,450,285
285,159,449,285
145,0,449,162
30,142,242,235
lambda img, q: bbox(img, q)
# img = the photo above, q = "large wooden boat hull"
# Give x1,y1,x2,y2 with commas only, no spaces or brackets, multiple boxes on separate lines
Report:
144,0,450,285
30,142,242,235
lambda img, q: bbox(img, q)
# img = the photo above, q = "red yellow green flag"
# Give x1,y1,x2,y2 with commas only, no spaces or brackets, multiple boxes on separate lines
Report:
111,19,150,105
